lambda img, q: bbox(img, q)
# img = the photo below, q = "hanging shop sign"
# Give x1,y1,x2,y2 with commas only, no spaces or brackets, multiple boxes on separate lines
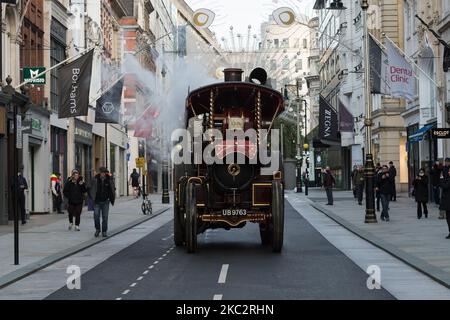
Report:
23,67,46,85
431,128,450,139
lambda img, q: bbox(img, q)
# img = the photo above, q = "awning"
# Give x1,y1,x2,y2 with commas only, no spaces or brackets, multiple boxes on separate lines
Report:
408,123,435,143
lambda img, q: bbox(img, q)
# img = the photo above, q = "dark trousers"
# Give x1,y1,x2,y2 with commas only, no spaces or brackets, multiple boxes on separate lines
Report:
380,194,390,219
94,201,110,232
353,187,357,198
376,191,381,211
391,184,396,201
356,184,364,204
446,211,450,233
433,186,440,205
53,194,62,212
417,201,428,218
68,203,82,226
325,187,333,205
18,195,26,223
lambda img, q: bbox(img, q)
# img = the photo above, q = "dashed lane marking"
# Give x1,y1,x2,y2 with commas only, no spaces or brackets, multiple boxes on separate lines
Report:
137,276,143,281
130,283,137,287
122,290,130,295
218,264,229,284
143,270,149,275
213,294,223,300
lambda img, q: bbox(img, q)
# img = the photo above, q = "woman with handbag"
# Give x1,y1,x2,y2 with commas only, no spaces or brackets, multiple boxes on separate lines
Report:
63,169,87,231
412,168,429,219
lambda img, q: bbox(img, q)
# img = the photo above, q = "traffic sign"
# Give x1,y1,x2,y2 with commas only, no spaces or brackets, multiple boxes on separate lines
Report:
135,157,145,168
23,67,46,84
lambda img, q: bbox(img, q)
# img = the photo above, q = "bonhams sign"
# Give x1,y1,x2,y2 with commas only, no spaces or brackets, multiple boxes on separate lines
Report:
58,50,94,118
319,95,339,141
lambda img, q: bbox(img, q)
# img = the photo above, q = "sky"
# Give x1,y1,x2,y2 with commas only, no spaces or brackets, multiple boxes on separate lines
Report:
185,0,317,45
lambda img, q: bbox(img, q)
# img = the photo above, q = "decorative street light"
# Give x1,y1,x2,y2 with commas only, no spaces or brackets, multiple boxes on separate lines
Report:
361,0,377,223
161,66,170,204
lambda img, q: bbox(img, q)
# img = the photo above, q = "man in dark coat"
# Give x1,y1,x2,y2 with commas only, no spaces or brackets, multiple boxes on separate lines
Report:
89,167,115,237
353,166,365,205
322,166,335,205
351,165,358,198
439,168,450,239
412,168,429,219
388,161,397,201
431,161,442,205
375,163,382,211
376,165,393,221
11,165,28,225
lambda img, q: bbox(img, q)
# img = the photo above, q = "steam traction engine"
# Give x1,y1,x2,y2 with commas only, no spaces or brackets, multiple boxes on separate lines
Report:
173,68,285,253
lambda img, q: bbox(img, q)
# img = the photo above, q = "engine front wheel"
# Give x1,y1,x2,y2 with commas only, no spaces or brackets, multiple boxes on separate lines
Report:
271,181,284,252
174,187,185,246
185,182,198,253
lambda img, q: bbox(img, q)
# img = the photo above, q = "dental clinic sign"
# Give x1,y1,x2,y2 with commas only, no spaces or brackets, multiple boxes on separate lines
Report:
23,67,46,85
386,38,415,101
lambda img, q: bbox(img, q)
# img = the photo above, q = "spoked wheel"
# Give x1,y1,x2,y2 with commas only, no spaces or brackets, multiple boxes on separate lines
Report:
141,199,152,215
271,181,284,252
174,185,185,246
185,182,198,253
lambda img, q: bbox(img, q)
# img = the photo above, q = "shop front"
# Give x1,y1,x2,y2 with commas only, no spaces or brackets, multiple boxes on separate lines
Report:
74,119,93,180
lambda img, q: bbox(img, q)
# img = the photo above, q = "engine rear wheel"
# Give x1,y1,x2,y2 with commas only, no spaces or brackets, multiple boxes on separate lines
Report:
185,182,198,253
271,181,284,252
174,186,185,246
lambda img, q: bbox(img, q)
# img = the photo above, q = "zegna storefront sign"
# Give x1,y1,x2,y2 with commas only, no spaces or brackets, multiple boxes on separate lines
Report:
318,95,339,141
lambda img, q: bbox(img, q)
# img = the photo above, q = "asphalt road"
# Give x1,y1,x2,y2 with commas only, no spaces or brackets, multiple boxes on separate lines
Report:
46,201,394,300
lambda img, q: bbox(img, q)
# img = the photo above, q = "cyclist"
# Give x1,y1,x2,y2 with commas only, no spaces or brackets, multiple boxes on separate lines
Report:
129,168,140,198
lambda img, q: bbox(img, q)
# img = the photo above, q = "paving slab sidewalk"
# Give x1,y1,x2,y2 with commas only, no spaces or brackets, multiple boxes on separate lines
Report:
0,193,171,289
295,188,450,288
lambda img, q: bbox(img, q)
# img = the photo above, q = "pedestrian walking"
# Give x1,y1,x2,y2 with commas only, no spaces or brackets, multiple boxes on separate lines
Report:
353,166,365,205
130,168,140,198
11,165,29,225
89,167,115,237
412,168,428,219
375,163,382,212
439,158,450,219
430,161,442,206
439,169,450,239
63,169,87,231
388,161,397,201
376,165,393,221
50,173,63,213
351,165,358,198
322,166,335,205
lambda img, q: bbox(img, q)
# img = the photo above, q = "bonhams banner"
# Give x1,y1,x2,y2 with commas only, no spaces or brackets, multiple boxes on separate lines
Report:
386,38,415,101
58,49,94,118
319,95,339,141
95,78,124,124
338,98,354,132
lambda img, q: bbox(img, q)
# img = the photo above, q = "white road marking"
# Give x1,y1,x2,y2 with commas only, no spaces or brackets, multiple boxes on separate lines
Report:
137,276,143,281
148,265,154,269
158,257,163,260
218,264,229,284
162,253,167,257
130,283,137,287
122,290,130,295
116,297,122,300
213,294,223,300
162,233,174,241
143,270,149,275
154,261,159,264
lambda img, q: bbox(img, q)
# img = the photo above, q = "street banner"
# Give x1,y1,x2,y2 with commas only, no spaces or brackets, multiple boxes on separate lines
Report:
338,98,354,132
95,78,124,124
134,106,158,138
444,46,450,72
318,95,339,141
369,33,389,94
386,38,415,101
58,49,94,118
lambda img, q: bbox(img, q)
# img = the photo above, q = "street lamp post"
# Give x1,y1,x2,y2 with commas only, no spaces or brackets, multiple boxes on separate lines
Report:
296,95,302,193
301,99,309,196
361,0,377,223
161,67,170,204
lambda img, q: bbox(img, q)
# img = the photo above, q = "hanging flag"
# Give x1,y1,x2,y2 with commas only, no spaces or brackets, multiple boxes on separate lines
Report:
386,38,415,101
338,98,354,132
58,49,94,118
318,95,339,141
444,46,450,72
134,106,158,138
95,78,124,124
369,33,389,94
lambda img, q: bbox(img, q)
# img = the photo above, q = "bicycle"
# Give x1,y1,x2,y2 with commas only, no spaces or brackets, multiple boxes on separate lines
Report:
139,186,152,215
